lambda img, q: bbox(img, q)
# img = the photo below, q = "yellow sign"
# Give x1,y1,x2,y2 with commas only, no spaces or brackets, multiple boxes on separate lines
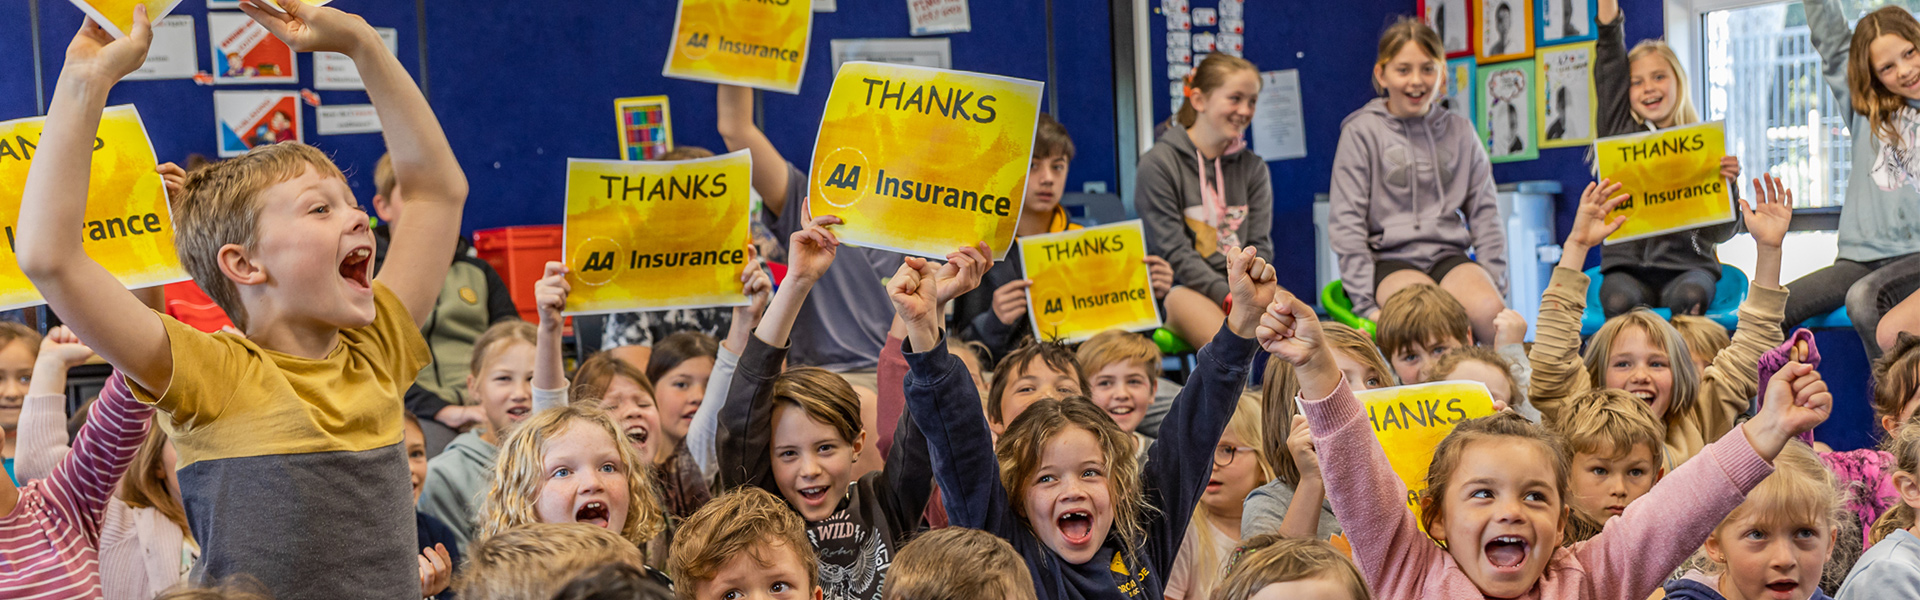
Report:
69,0,183,39
808,62,1044,260
1594,120,1735,244
1020,220,1160,344
662,0,813,94
1354,381,1497,520
0,105,190,311
562,151,754,315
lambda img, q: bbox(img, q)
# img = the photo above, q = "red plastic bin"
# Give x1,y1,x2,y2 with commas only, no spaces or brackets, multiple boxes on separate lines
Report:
473,225,563,324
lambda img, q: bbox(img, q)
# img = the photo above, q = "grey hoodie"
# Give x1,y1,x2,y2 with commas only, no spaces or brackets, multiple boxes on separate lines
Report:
1328,98,1507,316
418,430,497,553
1808,0,1920,263
1135,125,1275,305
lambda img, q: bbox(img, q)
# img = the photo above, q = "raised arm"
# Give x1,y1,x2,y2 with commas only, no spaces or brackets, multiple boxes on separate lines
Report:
1691,177,1795,438
1327,127,1382,316
240,0,468,326
1257,293,1441,596
42,373,154,539
531,262,569,412
14,327,97,482
716,84,792,215
1593,0,1638,136
17,8,173,393
1804,0,1857,118
691,254,772,476
877,245,989,524
1529,181,1628,421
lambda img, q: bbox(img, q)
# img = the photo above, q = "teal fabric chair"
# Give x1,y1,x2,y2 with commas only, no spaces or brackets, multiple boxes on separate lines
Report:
1580,264,1749,336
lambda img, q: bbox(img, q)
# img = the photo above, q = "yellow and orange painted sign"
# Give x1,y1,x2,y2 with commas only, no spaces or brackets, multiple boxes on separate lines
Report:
1354,381,1498,524
808,62,1043,259
0,105,190,311
562,151,753,315
662,0,813,94
68,0,183,39
1021,220,1160,344
1594,121,1735,244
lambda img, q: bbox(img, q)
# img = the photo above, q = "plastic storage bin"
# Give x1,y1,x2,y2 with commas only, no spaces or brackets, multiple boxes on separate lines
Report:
473,225,563,323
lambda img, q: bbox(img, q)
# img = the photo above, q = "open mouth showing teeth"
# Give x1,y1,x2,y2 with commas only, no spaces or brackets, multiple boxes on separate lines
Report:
339,248,372,290
1629,391,1655,404
625,426,648,445
506,406,530,419
1110,406,1133,415
1058,511,1092,543
1485,536,1528,568
1766,581,1798,593
798,486,827,502
575,501,609,526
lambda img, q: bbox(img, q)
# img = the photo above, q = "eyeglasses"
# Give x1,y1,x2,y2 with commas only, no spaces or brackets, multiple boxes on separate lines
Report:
1213,445,1256,468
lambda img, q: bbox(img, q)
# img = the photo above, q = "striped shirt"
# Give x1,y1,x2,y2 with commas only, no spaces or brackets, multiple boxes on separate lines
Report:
0,373,152,600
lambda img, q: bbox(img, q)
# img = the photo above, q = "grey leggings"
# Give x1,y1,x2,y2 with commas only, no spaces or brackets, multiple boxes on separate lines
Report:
1783,253,1920,360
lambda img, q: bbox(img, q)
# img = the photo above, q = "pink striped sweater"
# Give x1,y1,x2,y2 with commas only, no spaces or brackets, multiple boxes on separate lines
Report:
1301,376,1775,600
0,373,152,600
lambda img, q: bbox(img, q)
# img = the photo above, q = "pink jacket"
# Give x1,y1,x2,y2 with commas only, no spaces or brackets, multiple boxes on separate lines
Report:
1301,377,1775,600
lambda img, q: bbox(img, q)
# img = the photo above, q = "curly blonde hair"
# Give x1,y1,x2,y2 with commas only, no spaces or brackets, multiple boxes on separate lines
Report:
996,397,1150,556
479,403,666,548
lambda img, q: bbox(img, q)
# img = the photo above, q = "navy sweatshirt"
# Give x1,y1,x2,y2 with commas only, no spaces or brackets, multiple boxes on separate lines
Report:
904,326,1257,600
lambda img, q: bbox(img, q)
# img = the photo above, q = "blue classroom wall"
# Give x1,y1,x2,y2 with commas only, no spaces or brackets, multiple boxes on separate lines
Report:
26,0,421,203
1,0,36,120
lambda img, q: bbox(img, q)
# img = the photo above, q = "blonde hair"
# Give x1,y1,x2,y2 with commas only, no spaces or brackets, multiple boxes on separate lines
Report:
1849,7,1920,146
0,322,42,359
1420,412,1572,537
457,522,647,600
1185,394,1272,600
119,423,192,541
570,352,655,403
1708,442,1845,569
373,153,396,200
1553,389,1665,464
669,487,818,600
174,142,347,329
770,368,863,445
1077,330,1164,381
1670,315,1731,367
479,403,667,548
1212,537,1371,600
1583,309,1702,419
1326,322,1396,387
1625,40,1700,127
1377,284,1472,361
1425,346,1522,408
1176,54,1261,128
885,528,1037,600
997,398,1149,556
471,320,539,380
1872,420,1920,543
1374,16,1446,96
1260,323,1390,487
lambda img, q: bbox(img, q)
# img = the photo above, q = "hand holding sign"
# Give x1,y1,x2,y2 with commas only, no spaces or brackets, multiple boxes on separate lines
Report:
993,280,1031,326
238,0,370,56
1593,121,1735,244
1146,255,1174,299
67,4,153,84
1020,221,1160,343
1226,246,1279,339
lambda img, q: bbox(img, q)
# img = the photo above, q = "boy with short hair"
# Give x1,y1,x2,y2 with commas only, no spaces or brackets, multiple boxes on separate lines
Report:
1375,283,1475,384
369,153,517,436
985,341,1088,436
1672,315,1732,375
670,487,823,600
17,3,466,597
1553,389,1667,524
884,527,1038,600
458,522,648,600
1074,330,1160,440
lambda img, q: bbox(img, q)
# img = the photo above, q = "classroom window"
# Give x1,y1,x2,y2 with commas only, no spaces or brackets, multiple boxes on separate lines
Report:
1700,0,1920,210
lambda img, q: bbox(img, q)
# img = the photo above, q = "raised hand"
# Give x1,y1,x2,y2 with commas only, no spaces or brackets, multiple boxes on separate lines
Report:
418,543,452,598
935,242,992,305
533,262,570,331
1145,255,1174,299
739,246,774,323
1257,293,1327,368
1286,414,1321,481
887,257,943,352
157,162,187,200
238,0,375,55
786,215,842,283
64,6,153,85
1566,179,1630,250
38,326,96,369
1493,309,1528,347
1741,173,1794,249
1745,361,1833,462
1225,246,1279,338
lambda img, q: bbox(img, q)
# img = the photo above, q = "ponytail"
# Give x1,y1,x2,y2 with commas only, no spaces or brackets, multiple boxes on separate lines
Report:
1176,53,1260,128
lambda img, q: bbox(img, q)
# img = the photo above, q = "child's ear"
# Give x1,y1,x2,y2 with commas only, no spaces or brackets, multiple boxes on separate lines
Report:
1422,498,1448,544
216,243,266,286
811,586,824,600
852,430,868,461
1897,471,1920,510
1703,531,1726,564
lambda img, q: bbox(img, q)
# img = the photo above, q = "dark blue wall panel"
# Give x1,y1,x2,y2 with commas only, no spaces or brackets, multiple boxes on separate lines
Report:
1,0,37,120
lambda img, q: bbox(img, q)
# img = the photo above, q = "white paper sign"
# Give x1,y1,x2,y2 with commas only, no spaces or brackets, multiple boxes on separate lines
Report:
814,0,836,11
908,0,971,36
316,104,382,135
127,16,197,81
1192,7,1218,25
828,38,951,73
1193,32,1216,52
1253,70,1307,161
314,27,398,91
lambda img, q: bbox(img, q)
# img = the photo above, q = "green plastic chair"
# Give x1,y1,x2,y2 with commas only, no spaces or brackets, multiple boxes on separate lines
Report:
1320,280,1377,337
1152,328,1194,355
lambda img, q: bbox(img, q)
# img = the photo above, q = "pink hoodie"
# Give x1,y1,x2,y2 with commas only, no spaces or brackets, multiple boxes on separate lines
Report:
1301,377,1775,600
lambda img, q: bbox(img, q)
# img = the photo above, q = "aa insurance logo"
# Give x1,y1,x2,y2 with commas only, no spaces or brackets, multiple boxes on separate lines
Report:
572,237,623,287
815,147,871,208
